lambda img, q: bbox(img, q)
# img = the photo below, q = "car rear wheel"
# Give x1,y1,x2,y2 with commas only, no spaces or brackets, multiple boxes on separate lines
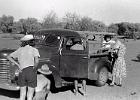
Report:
33,91,47,100
96,67,108,86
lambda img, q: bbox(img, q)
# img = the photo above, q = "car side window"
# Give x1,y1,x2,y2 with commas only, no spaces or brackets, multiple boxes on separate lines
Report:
65,37,85,51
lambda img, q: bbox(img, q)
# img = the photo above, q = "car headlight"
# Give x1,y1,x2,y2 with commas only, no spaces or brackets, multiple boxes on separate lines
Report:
15,69,20,76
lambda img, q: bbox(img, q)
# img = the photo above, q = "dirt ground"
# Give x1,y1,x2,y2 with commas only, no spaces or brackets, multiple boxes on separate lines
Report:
0,37,140,100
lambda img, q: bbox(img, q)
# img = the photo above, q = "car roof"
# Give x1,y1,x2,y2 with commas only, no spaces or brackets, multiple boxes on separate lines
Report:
34,29,84,38
34,29,117,39
77,31,117,36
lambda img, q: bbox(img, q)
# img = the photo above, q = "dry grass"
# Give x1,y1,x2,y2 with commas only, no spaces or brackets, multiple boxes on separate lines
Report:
0,34,20,50
0,34,24,40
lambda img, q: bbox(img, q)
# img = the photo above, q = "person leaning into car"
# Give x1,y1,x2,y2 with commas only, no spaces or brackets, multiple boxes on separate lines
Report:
7,34,40,100
102,35,116,49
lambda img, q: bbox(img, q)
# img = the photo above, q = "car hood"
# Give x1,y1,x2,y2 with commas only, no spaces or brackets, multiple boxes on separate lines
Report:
35,45,59,59
0,48,15,59
0,46,58,60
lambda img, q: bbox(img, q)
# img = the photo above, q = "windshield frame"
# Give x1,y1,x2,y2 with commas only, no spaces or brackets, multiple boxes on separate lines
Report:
34,34,61,48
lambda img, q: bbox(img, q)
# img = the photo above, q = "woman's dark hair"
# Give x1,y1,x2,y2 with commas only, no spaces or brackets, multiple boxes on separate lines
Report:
20,39,35,47
104,35,112,40
28,39,35,46
20,41,28,47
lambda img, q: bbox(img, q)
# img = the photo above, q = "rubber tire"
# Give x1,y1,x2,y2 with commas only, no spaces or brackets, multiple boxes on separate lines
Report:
96,67,108,87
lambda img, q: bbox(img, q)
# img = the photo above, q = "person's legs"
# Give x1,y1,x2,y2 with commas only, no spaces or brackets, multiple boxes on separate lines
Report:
118,76,122,86
26,67,37,100
44,78,51,96
34,90,47,100
110,74,115,86
18,70,27,100
46,79,51,91
82,80,86,95
27,87,35,100
20,86,26,100
74,80,78,95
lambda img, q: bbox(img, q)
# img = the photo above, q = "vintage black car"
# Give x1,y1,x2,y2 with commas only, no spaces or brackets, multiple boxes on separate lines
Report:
33,29,116,87
0,29,117,93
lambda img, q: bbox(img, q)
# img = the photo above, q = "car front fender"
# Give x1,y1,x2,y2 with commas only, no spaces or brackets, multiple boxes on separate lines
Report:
88,58,111,80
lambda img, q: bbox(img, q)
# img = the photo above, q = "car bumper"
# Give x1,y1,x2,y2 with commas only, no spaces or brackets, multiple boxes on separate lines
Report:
0,83,20,91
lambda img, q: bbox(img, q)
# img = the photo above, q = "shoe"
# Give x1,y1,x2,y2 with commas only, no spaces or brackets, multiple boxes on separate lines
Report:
83,92,87,96
80,89,87,96
74,89,78,96
109,83,114,87
117,84,122,87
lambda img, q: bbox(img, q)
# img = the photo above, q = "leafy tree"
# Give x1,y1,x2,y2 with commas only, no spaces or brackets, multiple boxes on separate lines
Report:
79,16,93,31
0,15,14,33
117,22,129,36
134,23,140,32
91,20,107,32
15,18,41,34
107,24,119,33
117,22,136,38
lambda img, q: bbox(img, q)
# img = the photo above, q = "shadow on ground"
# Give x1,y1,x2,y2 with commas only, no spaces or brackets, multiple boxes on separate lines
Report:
0,88,20,98
50,78,102,94
131,59,140,62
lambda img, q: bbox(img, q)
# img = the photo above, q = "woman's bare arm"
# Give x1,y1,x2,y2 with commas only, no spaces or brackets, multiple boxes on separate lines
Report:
7,56,21,69
34,56,39,69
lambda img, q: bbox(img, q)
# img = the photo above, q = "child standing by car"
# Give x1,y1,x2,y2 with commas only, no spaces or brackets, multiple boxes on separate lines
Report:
7,34,40,100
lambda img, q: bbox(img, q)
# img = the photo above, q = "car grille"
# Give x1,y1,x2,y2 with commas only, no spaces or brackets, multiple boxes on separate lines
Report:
0,59,11,83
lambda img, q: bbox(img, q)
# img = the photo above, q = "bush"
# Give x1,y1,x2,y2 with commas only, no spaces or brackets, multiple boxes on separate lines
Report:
0,33,24,40
137,54,140,61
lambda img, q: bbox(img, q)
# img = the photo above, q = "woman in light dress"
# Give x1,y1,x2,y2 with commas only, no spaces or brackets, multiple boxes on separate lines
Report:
110,39,126,87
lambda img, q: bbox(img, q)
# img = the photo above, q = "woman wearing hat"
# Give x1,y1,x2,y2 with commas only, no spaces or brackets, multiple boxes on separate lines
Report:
7,34,40,100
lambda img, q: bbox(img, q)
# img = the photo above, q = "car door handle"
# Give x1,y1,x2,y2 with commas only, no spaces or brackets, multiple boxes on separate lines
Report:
83,57,88,59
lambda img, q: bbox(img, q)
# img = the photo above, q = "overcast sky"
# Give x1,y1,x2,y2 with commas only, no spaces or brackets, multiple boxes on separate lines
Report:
0,0,140,25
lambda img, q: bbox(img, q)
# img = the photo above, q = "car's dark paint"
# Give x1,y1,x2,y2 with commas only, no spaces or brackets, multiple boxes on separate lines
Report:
60,49,88,78
34,29,82,38
0,29,114,90
33,29,113,87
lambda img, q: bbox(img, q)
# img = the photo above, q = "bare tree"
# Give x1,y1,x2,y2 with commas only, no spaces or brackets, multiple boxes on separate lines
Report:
42,11,60,29
63,12,81,30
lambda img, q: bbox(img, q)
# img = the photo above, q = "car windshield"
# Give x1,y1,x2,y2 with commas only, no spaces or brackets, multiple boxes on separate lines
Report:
34,34,60,47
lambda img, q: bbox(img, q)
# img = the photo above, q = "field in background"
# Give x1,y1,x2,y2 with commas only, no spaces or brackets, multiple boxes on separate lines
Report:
0,34,24,50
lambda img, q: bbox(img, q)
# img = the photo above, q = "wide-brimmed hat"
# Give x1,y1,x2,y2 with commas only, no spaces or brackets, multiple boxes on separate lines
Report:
38,64,52,75
20,34,34,41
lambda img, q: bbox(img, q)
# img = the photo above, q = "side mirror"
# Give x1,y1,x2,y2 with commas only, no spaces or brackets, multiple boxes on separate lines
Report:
57,36,60,40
